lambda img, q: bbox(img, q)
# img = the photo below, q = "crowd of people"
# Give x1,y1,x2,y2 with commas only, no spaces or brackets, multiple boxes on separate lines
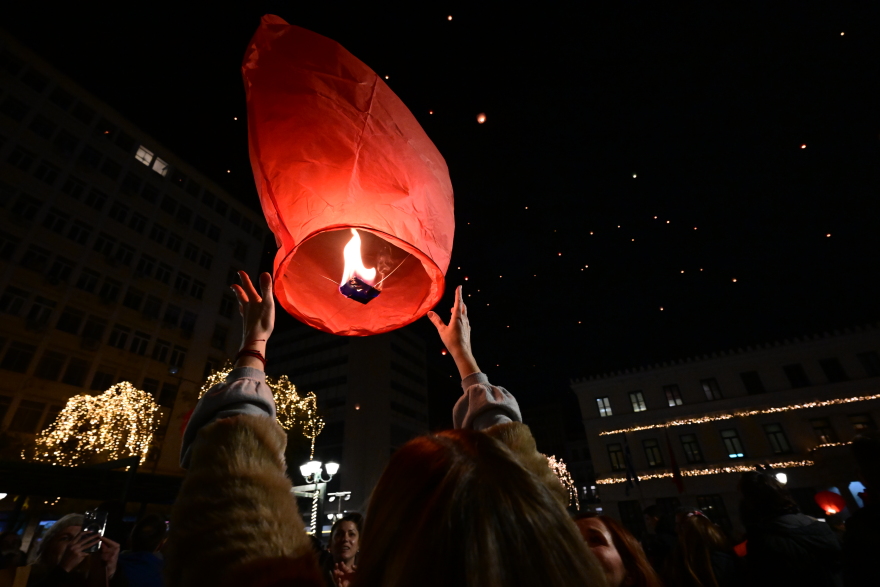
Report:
1,272,878,587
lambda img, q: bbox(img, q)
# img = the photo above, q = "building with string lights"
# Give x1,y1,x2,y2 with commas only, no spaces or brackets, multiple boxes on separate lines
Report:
571,325,880,538
269,324,429,516
0,32,265,476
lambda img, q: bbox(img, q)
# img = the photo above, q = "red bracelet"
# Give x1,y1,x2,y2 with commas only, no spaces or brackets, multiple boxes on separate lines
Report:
235,348,266,367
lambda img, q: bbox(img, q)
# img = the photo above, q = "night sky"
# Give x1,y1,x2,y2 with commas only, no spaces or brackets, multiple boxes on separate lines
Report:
6,3,880,412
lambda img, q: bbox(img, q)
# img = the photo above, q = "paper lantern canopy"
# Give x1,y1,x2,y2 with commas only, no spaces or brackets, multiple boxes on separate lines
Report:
813,490,846,515
243,15,455,336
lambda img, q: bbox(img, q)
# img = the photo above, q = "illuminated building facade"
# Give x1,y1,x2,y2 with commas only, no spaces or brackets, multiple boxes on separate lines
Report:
0,32,265,475
269,324,429,510
571,325,880,537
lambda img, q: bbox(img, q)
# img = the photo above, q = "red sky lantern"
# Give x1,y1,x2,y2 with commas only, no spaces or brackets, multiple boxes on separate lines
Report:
243,15,454,336
813,490,846,515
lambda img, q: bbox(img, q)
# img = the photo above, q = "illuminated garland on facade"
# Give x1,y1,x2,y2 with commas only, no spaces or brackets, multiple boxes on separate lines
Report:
598,393,880,436
813,441,852,449
596,459,814,485
28,382,159,466
200,362,325,457
546,454,580,510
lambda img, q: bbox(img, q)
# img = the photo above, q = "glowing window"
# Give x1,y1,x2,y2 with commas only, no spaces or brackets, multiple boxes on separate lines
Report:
629,391,647,412
151,157,169,177
135,146,154,166
596,397,612,417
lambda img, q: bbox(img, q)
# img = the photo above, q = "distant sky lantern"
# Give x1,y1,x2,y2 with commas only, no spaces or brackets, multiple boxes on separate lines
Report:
814,490,846,515
477,113,487,124
801,144,807,149
243,15,454,336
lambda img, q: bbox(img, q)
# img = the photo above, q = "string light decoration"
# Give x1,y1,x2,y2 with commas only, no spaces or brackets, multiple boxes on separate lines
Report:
29,382,159,466
597,459,814,485
812,441,852,450
598,393,880,436
200,362,325,458
546,454,580,510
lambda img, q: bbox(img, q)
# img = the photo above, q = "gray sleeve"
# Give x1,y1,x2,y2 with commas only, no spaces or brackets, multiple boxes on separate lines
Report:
452,372,522,430
179,366,276,469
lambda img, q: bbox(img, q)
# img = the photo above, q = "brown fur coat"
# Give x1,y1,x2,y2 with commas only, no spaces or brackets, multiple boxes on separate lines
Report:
164,414,322,587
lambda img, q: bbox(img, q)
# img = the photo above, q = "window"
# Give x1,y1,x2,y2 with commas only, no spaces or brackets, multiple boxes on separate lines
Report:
142,296,162,320
128,212,147,233
721,429,745,459
28,114,57,139
198,250,213,270
75,268,100,293
207,224,221,242
56,307,85,334
857,351,880,377
49,86,74,109
211,325,228,349
47,257,75,282
170,346,187,368
215,199,228,217
663,384,683,407
98,278,122,303
159,382,178,407
42,208,70,233
115,131,135,152
181,311,197,334
784,364,811,388
219,294,236,319
114,244,135,266
26,296,56,326
152,339,170,362
176,205,193,225
166,233,182,253
130,331,150,356
8,400,46,433
163,304,181,327
67,221,93,245
0,230,18,260
740,371,765,394
155,263,173,284
617,500,647,538
0,95,28,121
643,439,664,467
184,243,199,262
680,434,703,463
108,324,130,349
233,240,248,260
33,161,60,185
122,287,144,311
190,280,205,300
84,188,107,211
819,358,848,382
193,215,208,234
90,368,115,391
185,180,201,197
71,102,95,124
204,357,221,379
142,378,159,398
22,69,49,92
849,414,876,432
62,358,90,387
53,129,79,157
20,245,51,271
77,146,102,171
810,418,838,444
1,342,37,373
81,317,107,343
136,254,156,277
160,194,177,215
152,157,169,176
108,201,129,223
34,350,66,380
149,223,166,244
135,145,154,165
141,183,159,202
607,443,625,471
229,208,241,225
696,495,732,534
7,146,36,171
764,423,791,454
0,286,29,315
11,193,42,220
629,391,647,412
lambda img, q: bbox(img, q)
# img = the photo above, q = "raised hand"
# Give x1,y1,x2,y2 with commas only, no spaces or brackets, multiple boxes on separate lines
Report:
230,271,275,368
58,531,100,573
427,285,480,379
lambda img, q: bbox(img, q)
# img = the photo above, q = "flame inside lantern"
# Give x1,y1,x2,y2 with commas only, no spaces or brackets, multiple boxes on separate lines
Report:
339,229,382,304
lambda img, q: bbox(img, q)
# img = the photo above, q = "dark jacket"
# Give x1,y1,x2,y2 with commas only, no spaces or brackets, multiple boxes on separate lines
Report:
843,503,880,587
746,513,842,587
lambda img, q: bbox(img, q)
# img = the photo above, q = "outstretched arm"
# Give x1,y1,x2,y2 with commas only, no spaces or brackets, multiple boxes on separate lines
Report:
427,285,480,379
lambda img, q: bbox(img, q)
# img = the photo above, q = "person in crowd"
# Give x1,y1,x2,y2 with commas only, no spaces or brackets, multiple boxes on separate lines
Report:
324,513,361,587
738,470,842,587
573,511,662,587
641,505,676,572
165,274,604,587
0,531,27,569
26,513,122,586
842,432,880,587
118,514,167,587
665,512,741,587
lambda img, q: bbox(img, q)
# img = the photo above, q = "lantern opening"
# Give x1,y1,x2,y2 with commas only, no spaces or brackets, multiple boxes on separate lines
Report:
340,229,381,304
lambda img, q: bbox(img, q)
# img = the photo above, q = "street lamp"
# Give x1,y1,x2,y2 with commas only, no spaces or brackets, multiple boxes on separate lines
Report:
299,460,339,535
